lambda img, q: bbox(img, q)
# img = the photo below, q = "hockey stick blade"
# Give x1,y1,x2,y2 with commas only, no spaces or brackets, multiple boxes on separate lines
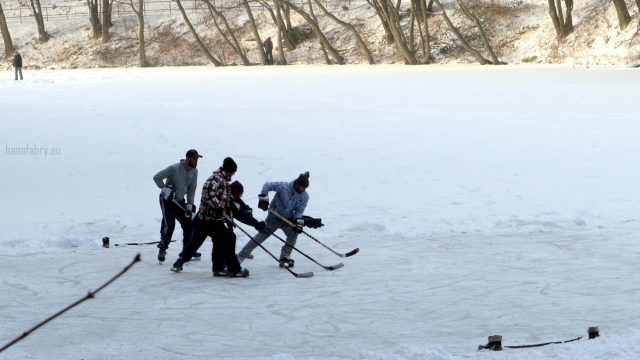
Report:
344,248,359,257
294,271,314,278
327,263,344,271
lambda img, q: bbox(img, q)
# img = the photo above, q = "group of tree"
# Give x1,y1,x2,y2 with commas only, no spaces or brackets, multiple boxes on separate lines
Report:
2,0,640,66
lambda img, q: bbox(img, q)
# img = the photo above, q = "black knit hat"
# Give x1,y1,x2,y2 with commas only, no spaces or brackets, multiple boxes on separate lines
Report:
294,171,310,188
222,157,237,173
230,181,244,195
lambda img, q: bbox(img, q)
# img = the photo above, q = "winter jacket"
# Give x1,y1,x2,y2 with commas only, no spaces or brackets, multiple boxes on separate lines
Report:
261,181,308,220
153,160,198,205
231,195,261,228
13,53,22,68
199,169,233,222
263,38,273,52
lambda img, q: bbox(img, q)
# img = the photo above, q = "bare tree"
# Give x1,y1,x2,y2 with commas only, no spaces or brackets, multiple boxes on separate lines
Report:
0,3,15,58
87,0,102,38
282,0,345,64
433,0,491,64
417,0,431,62
174,0,223,66
456,0,499,63
128,0,147,67
204,0,251,65
242,0,267,65
28,0,48,42
612,0,631,30
311,0,375,64
102,0,111,42
366,0,395,43
547,0,574,39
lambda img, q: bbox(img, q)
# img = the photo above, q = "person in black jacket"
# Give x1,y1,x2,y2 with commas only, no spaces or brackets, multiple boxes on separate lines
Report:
13,51,23,81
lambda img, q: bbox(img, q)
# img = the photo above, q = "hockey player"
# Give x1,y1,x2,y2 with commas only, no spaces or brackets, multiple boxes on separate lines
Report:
170,180,266,274
236,172,310,268
170,157,250,277
152,149,201,262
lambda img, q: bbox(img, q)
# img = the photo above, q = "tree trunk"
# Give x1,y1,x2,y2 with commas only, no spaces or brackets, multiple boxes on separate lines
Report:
87,0,102,38
419,0,431,63
312,0,374,64
456,0,499,64
547,0,563,38
555,0,565,32
307,0,331,64
174,0,222,66
563,0,573,33
433,0,490,64
29,0,48,42
129,0,147,67
612,0,631,30
283,0,345,64
383,0,418,64
366,0,395,43
0,3,15,58
409,0,416,53
274,0,289,63
102,0,110,42
242,0,267,65
275,0,295,50
205,0,250,65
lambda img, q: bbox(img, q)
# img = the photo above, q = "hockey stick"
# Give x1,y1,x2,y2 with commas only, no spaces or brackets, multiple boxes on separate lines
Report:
225,215,313,278
113,240,175,247
0,254,141,353
269,209,359,258
270,232,344,271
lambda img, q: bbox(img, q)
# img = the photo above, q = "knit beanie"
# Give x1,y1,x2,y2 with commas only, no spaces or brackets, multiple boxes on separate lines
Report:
294,171,310,188
222,157,237,173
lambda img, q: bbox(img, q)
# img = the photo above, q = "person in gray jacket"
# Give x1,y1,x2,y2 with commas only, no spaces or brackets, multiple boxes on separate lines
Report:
153,149,201,263
237,172,310,268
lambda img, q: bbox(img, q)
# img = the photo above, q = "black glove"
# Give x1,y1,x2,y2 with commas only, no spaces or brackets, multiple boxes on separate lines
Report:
302,215,324,229
214,207,224,218
161,185,174,201
258,194,269,211
293,219,304,234
255,221,266,232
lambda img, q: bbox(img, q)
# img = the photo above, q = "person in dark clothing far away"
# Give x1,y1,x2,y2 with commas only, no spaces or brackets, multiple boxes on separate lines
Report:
13,51,23,80
153,149,201,263
263,37,274,65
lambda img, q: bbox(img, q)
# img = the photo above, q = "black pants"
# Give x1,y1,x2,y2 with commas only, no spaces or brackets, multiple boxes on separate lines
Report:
159,195,192,249
265,51,273,65
180,215,240,274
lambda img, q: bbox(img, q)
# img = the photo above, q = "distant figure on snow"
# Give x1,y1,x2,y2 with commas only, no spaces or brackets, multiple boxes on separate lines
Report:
153,149,201,263
13,51,23,81
263,37,274,65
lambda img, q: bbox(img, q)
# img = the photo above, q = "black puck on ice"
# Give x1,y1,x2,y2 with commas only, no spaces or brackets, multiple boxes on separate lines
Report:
102,237,110,248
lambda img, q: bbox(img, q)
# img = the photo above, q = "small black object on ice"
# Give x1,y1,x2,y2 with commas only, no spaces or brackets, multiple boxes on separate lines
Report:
478,335,502,351
102,237,110,248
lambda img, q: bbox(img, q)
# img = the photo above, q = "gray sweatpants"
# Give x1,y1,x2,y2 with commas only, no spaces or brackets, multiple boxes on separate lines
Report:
238,213,299,260
14,67,23,80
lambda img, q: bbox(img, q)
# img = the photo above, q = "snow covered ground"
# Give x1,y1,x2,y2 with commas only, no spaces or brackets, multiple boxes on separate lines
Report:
1,65,640,359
